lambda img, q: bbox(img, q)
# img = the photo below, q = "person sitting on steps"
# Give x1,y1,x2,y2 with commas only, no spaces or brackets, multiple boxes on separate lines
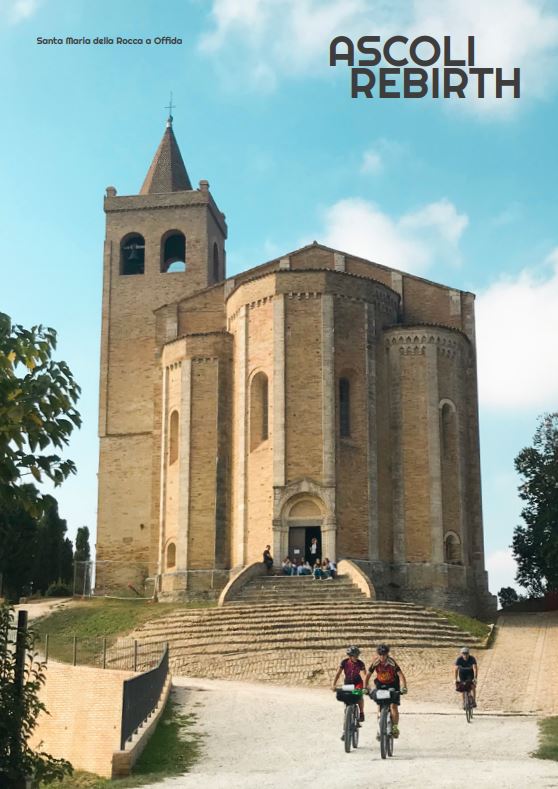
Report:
365,643,407,740
282,557,294,576
312,558,325,580
323,557,336,579
298,560,312,576
332,645,366,736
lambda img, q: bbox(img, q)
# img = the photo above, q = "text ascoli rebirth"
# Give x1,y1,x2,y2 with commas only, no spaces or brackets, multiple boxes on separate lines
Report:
330,35,520,99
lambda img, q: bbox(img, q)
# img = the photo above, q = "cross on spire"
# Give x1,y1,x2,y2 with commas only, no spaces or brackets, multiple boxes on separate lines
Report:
165,93,175,127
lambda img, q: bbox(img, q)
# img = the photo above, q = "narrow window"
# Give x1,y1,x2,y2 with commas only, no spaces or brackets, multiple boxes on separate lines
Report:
169,410,179,464
444,533,461,564
250,372,269,450
339,377,350,437
441,402,456,459
213,242,220,283
120,233,145,275
161,231,186,273
166,542,176,568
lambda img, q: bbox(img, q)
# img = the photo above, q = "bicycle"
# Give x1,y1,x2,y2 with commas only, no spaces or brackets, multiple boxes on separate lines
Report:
335,686,364,753
369,687,399,759
457,680,475,722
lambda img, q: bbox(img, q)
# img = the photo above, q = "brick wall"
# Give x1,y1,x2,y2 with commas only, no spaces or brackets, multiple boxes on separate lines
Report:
29,662,134,778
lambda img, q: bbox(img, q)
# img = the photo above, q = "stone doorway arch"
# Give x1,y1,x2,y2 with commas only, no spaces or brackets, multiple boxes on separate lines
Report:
286,498,323,564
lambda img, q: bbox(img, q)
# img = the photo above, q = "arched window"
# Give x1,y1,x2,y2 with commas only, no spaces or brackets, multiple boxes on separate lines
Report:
440,402,456,459
166,542,176,568
169,410,179,464
120,233,145,275
339,377,351,438
444,533,461,564
212,242,220,283
250,372,269,451
161,231,186,273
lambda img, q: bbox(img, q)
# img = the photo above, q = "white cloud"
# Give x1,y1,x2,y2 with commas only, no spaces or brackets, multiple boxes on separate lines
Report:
315,196,467,273
5,0,41,23
476,251,558,410
486,549,519,595
360,138,408,174
361,149,383,174
200,0,558,114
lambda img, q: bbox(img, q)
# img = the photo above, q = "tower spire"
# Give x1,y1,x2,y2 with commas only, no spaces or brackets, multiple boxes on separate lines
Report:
140,100,192,194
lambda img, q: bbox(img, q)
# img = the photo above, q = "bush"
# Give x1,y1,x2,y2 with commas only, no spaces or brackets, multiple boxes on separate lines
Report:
45,583,72,598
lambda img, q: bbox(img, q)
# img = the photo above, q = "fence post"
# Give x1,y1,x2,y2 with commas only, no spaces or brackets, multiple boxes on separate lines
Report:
134,640,138,672
103,637,107,669
10,610,28,788
44,633,49,663
72,636,77,666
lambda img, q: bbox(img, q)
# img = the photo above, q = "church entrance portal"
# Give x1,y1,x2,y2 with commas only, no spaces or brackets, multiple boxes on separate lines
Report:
288,524,321,563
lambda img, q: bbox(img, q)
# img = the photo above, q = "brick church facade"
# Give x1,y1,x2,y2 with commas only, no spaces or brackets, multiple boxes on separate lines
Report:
96,117,496,617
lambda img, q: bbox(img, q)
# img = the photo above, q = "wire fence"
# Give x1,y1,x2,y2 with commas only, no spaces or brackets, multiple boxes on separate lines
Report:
32,631,167,671
73,560,156,599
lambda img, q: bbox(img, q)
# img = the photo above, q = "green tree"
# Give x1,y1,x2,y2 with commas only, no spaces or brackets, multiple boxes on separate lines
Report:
0,605,72,785
0,495,38,600
0,312,81,516
498,586,520,609
74,525,91,562
32,497,73,595
512,413,558,596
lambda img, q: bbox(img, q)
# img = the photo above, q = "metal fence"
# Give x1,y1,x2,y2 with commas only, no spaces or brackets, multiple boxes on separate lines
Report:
33,631,167,671
73,560,156,599
120,643,169,750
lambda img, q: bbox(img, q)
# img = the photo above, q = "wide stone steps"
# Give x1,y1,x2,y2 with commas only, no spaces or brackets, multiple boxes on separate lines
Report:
127,573,481,682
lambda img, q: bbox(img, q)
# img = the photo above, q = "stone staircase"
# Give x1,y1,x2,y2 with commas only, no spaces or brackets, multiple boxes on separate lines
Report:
129,574,483,685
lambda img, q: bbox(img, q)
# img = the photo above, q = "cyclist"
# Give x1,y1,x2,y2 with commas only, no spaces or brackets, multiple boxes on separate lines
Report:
332,645,366,726
454,646,477,707
365,644,407,739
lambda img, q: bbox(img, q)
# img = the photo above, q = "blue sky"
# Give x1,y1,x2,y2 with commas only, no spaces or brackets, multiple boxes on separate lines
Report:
1,0,558,594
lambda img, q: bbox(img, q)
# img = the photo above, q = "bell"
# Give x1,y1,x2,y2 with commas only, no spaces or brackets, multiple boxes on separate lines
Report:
128,247,138,260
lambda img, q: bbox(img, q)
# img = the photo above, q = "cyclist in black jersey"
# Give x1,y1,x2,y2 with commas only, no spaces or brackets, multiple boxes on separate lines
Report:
454,646,478,706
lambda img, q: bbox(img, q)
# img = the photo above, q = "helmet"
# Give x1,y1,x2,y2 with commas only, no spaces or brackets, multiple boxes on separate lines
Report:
346,645,360,657
377,643,390,656
460,646,470,654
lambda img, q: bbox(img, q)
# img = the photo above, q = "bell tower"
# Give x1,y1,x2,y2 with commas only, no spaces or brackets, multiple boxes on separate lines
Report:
96,112,227,590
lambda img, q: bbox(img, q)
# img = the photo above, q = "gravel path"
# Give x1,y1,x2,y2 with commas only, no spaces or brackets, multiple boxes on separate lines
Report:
477,611,558,714
140,677,557,789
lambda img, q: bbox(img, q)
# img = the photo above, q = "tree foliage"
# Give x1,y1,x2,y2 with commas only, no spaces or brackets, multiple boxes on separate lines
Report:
0,495,74,601
512,413,558,596
498,586,520,609
0,605,73,785
0,312,81,516
74,526,91,563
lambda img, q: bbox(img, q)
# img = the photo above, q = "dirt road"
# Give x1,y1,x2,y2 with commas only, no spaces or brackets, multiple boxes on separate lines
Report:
140,678,557,789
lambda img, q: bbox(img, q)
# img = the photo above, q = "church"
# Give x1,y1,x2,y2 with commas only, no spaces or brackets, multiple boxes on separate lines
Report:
96,114,495,617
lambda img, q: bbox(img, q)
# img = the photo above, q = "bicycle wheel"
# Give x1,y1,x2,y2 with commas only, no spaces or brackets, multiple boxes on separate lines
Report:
379,706,389,759
351,705,359,749
344,704,353,753
466,694,473,723
387,713,394,757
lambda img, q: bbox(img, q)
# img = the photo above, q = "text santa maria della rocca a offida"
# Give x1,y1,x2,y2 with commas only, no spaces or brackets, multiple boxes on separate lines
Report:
330,35,520,99
36,36,182,45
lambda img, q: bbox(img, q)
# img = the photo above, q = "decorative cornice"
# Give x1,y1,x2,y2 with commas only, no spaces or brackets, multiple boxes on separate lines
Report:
384,330,462,359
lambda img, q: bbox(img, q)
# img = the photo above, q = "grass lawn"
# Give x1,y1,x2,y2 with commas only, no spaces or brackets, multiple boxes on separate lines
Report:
433,609,492,641
534,716,558,761
31,597,215,665
41,700,202,788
